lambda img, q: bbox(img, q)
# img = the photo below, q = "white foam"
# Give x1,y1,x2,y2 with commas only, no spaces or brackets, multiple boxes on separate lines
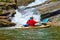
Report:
12,7,41,25
27,0,47,7
11,0,46,26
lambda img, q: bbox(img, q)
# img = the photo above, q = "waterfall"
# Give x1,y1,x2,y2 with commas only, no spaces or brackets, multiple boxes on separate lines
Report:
11,0,47,26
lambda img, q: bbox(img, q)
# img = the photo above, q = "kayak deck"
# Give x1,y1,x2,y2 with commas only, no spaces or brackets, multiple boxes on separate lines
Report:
15,25,50,29
0,24,50,29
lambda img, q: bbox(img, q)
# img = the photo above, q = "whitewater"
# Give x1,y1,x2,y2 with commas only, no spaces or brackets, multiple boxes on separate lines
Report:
11,0,47,26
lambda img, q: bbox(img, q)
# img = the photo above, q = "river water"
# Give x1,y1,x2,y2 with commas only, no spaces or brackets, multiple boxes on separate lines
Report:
11,0,47,26
0,26,60,40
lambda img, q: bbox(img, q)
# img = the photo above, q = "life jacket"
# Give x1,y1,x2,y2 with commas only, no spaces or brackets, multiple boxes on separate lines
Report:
26,19,37,26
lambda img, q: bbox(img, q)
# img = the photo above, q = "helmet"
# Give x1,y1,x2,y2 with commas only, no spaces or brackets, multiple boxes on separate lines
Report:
30,16,34,19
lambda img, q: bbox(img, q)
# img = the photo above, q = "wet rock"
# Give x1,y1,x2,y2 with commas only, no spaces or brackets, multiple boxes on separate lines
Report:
0,19,16,27
0,1,16,27
0,2,5,6
37,1,60,14
41,9,60,19
17,0,34,6
6,3,16,6
5,3,17,9
0,9,16,17
49,14,60,26
0,16,8,19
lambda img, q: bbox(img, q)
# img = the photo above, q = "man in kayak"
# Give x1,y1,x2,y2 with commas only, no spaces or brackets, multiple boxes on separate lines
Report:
26,17,37,27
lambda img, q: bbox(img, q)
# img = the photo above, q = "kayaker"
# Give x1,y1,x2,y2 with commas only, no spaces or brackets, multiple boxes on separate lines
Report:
26,17,37,27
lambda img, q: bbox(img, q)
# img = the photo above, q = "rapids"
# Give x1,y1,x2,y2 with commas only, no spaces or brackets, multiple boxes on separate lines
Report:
11,0,47,26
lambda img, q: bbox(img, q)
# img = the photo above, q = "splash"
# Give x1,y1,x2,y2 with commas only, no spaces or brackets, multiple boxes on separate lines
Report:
12,7,41,25
11,0,47,26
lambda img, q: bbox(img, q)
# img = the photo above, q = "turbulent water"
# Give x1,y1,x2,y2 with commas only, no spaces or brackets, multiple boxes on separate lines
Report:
27,0,47,7
11,0,47,26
